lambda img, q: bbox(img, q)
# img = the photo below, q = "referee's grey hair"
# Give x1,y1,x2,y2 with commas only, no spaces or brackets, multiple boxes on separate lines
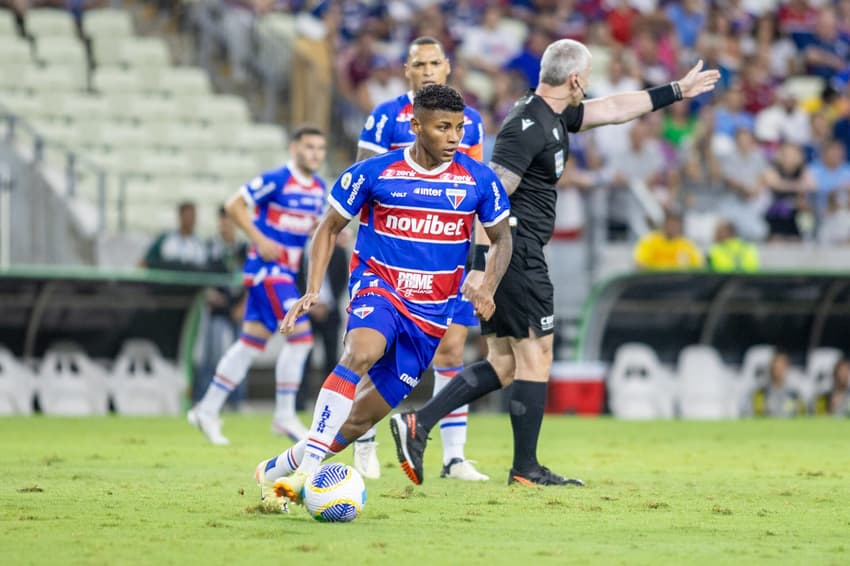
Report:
538,39,592,87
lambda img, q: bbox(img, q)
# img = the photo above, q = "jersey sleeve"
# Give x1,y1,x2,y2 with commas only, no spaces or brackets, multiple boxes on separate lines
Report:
463,107,485,161
490,114,545,177
240,170,283,207
327,162,372,221
563,103,585,133
357,102,393,155
474,164,511,227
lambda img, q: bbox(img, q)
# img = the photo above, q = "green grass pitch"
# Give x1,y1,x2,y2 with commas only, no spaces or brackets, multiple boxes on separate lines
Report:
2,415,849,565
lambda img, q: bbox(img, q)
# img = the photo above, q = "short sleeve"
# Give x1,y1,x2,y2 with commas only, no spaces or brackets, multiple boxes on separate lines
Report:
327,163,371,220
474,165,511,227
357,102,393,155
490,114,546,177
563,103,584,133
463,108,485,161
240,171,282,207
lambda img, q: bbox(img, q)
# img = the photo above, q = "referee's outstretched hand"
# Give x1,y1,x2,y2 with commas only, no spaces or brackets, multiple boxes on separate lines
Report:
677,59,721,99
462,270,496,321
280,292,318,335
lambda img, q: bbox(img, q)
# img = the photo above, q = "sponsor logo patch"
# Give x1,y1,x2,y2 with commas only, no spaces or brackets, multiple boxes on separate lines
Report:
346,174,366,206
364,115,375,130
340,172,352,190
522,118,535,131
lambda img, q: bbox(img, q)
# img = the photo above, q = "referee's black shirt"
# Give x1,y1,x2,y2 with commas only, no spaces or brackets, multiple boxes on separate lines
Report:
490,92,584,245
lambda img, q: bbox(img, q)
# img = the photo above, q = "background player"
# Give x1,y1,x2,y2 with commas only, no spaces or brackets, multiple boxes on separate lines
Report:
392,39,720,486
188,127,327,445
353,36,488,481
255,85,512,505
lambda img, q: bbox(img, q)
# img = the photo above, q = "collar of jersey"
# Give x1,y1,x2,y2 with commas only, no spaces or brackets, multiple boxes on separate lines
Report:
287,161,313,186
406,90,414,104
403,146,453,176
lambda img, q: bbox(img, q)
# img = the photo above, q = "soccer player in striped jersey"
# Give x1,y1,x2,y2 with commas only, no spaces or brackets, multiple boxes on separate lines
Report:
256,85,512,507
352,36,489,482
188,127,327,445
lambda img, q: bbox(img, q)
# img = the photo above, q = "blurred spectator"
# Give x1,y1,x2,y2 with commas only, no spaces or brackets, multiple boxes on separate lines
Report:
801,7,850,82
356,55,405,114
592,54,642,162
739,57,776,115
661,99,697,149
713,83,755,140
754,13,800,80
665,0,706,51
708,219,760,272
607,119,667,239
753,351,804,418
457,4,523,76
631,28,673,86
335,28,379,107
827,357,850,417
818,192,850,245
763,142,816,241
606,0,640,45
291,4,338,136
719,128,769,241
778,0,818,47
833,105,850,161
220,0,263,85
805,111,833,162
754,83,812,147
809,139,850,219
504,27,550,89
193,207,248,408
140,202,207,270
634,212,704,270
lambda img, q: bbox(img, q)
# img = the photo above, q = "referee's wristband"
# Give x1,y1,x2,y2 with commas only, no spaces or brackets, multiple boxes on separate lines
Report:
648,82,683,112
471,244,489,271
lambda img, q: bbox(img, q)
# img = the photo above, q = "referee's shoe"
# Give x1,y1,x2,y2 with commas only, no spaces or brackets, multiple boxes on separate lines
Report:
509,465,585,487
390,412,428,485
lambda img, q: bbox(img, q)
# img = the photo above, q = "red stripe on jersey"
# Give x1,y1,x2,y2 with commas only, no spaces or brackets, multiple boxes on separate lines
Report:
265,203,316,235
353,287,447,338
366,258,462,304
372,203,473,244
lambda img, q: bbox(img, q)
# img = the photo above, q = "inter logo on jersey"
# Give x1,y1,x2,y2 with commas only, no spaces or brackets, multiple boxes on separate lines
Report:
445,188,466,209
352,306,374,319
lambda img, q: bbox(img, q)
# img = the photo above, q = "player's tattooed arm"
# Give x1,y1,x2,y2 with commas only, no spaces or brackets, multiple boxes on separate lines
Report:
488,162,522,196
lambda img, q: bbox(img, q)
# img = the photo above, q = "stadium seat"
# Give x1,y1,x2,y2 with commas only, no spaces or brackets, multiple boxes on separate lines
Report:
57,93,111,124
93,68,144,95
23,65,86,94
26,9,77,37
156,67,212,97
203,153,263,181
232,124,288,166
82,9,134,40
736,344,775,416
783,76,825,102
38,341,109,416
802,347,843,406
0,10,18,37
677,345,736,419
188,95,252,129
0,346,36,415
0,37,33,68
608,343,675,419
464,71,495,107
109,339,184,415
35,36,88,75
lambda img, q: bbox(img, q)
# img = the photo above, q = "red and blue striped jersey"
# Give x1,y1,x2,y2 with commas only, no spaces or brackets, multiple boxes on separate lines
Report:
328,148,510,337
358,91,485,161
240,163,326,284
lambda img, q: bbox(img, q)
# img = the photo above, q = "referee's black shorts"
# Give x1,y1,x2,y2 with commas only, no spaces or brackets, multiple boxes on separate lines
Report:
480,235,555,339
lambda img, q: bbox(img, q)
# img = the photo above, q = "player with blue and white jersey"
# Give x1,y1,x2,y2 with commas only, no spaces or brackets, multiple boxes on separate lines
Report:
353,36,489,482
255,85,512,506
188,127,327,446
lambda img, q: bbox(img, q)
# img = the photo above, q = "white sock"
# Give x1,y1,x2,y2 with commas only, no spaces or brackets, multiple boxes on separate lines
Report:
298,365,359,477
356,424,377,443
273,332,313,421
434,366,468,464
264,440,307,482
197,335,264,416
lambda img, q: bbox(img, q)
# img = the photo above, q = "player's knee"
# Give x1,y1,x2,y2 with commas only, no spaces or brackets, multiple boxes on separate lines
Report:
338,349,379,376
486,354,515,386
433,339,464,368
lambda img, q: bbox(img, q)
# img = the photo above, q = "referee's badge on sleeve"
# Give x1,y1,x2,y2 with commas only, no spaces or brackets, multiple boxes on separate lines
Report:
554,150,564,177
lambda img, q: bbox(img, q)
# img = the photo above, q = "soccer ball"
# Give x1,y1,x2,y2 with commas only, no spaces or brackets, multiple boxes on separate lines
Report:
303,463,366,522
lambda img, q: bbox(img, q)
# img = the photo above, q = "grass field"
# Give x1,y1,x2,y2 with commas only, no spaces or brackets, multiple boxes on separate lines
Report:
2,414,849,565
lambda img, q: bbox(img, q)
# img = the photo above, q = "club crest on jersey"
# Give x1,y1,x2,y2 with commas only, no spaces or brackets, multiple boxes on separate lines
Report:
446,188,466,210
353,306,374,319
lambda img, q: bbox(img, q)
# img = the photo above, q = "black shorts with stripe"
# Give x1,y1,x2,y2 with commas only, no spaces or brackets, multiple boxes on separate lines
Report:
480,235,555,339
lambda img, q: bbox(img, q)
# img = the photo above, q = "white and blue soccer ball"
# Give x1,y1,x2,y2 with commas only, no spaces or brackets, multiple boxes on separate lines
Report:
303,463,366,523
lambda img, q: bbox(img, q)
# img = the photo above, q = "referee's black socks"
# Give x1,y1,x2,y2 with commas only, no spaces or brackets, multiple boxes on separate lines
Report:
509,380,548,473
417,361,503,432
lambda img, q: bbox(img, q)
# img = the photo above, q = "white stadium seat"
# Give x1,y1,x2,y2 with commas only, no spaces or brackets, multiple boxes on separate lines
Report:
94,67,145,95
36,36,88,74
608,343,675,419
38,342,109,416
156,67,212,97
677,345,736,419
83,9,134,39
0,346,36,415
26,9,77,37
110,339,184,415
0,10,18,37
736,344,775,416
802,347,843,405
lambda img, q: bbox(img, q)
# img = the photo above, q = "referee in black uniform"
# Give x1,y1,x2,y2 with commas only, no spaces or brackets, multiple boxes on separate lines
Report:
391,39,720,486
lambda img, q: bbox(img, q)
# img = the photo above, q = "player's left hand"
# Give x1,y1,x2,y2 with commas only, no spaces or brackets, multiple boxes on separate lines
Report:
280,292,319,335
462,270,496,321
676,59,721,99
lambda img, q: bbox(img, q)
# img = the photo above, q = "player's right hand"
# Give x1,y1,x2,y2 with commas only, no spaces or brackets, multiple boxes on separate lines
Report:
462,271,496,321
256,236,284,262
280,292,319,335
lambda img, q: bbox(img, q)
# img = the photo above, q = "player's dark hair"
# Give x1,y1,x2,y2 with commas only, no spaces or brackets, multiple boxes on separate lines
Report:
218,205,227,218
177,201,195,213
413,84,465,115
292,126,324,141
409,36,445,56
